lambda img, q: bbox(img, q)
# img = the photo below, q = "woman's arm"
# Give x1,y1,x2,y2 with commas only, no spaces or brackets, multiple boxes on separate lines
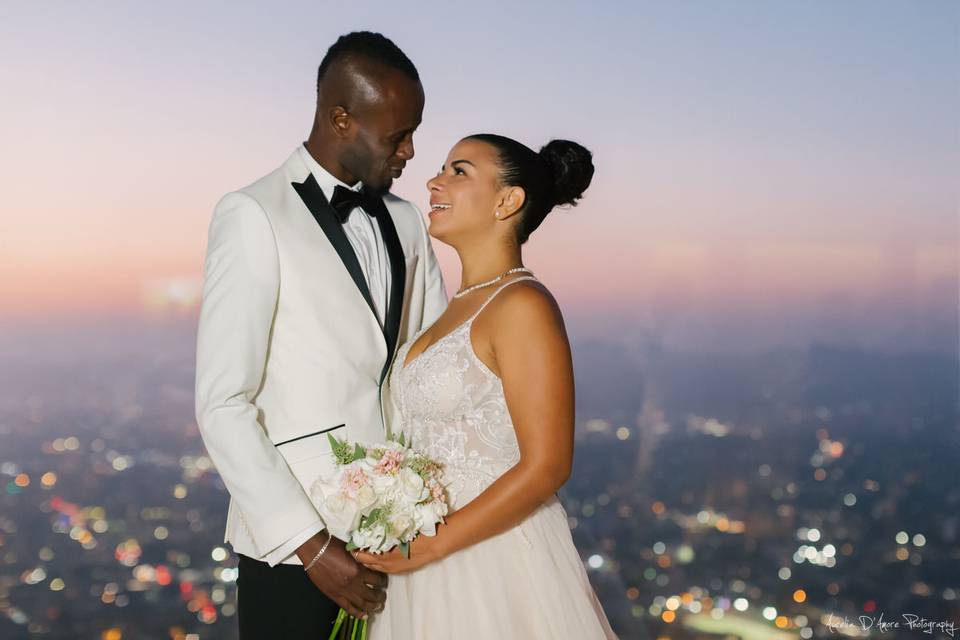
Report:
357,282,574,573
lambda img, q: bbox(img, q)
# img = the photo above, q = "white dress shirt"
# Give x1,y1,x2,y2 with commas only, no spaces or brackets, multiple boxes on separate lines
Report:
264,145,393,565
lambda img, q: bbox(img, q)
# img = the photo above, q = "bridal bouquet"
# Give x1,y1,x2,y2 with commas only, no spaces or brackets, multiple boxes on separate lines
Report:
309,432,449,640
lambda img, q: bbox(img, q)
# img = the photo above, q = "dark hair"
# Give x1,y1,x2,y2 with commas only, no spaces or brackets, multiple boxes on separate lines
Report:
465,135,594,244
317,31,419,91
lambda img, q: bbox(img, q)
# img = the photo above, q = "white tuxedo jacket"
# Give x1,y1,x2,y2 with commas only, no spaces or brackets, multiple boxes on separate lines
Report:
195,147,447,563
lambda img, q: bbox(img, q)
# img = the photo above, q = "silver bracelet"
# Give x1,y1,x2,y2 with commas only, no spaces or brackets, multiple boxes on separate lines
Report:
303,530,333,572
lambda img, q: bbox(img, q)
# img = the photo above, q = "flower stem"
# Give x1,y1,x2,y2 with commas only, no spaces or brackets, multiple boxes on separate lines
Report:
328,608,347,640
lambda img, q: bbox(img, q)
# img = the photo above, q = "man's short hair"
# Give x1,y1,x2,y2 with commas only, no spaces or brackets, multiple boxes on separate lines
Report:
317,31,419,91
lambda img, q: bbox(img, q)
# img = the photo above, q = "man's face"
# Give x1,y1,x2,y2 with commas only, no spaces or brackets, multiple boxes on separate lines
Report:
341,74,424,193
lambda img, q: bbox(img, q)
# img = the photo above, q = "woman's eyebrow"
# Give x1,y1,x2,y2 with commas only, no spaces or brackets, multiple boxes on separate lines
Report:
441,159,476,170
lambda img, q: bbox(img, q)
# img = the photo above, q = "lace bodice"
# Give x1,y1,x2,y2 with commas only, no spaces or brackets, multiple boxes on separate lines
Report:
389,276,538,509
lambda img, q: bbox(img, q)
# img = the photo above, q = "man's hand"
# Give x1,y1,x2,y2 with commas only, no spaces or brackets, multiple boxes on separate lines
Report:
295,531,387,619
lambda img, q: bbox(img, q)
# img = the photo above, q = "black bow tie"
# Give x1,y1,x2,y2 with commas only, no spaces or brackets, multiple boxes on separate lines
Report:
329,185,377,224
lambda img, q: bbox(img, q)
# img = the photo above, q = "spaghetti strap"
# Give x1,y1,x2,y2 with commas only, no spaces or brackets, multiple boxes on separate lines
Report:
468,275,540,324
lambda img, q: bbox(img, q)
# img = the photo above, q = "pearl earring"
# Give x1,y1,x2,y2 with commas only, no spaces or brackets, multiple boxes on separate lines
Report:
495,211,501,218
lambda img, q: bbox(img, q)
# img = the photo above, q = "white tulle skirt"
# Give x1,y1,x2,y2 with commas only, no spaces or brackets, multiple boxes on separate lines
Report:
367,496,617,639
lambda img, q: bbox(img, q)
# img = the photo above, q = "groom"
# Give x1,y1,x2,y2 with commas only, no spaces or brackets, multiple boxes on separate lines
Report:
194,32,447,637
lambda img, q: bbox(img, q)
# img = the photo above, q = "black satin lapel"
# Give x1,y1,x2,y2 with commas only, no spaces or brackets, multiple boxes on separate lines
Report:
367,196,407,382
291,175,377,319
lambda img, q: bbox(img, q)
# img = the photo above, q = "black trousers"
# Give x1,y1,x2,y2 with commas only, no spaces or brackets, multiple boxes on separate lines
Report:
237,554,340,639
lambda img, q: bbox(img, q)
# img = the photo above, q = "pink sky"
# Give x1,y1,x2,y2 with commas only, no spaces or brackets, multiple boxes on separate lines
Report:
1,2,956,354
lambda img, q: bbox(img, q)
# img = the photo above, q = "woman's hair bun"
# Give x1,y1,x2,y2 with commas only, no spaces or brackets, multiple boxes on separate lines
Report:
538,139,594,208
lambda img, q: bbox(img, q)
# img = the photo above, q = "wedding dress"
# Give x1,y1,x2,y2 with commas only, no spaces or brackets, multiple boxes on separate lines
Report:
368,276,617,639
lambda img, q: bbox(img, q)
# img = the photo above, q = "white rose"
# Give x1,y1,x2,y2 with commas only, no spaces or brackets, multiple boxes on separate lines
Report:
414,502,444,537
317,495,357,541
388,514,414,540
399,467,426,500
355,485,377,510
372,472,398,491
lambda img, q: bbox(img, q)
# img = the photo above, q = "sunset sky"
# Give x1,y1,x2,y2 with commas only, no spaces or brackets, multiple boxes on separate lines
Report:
1,1,957,354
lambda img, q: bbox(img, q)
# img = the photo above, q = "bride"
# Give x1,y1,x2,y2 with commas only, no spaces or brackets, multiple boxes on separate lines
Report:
356,133,617,639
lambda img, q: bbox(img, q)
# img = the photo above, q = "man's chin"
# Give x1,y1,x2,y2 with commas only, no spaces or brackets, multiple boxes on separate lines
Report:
366,178,392,195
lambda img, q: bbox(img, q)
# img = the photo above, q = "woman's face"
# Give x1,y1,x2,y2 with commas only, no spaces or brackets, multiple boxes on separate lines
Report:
425,138,504,246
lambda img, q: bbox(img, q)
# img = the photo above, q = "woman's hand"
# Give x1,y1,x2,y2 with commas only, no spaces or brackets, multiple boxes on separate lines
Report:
354,534,441,575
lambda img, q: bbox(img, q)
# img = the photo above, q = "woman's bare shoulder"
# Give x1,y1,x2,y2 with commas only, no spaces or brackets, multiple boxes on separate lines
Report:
481,279,565,335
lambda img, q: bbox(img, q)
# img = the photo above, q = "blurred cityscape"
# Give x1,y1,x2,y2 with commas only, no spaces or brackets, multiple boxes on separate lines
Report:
0,328,958,639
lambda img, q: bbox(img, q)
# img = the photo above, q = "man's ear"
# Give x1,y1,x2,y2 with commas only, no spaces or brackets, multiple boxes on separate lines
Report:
329,106,351,139
498,186,526,220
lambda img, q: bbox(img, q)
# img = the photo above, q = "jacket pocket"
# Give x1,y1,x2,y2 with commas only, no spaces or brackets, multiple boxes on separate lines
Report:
274,423,346,448
274,424,346,464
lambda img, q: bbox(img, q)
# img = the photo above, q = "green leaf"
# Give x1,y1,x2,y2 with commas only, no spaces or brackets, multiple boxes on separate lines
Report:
345,540,358,552
351,443,365,462
363,506,388,527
